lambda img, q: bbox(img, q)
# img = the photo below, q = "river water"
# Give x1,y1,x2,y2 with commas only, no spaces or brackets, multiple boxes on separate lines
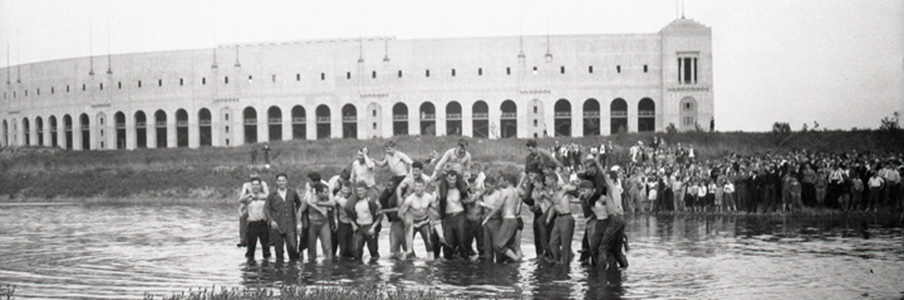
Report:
0,203,902,299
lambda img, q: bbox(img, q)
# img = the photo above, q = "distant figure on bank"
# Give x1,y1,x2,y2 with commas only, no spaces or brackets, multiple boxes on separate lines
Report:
243,177,272,260
238,172,269,247
267,173,302,261
251,147,258,165
262,144,272,168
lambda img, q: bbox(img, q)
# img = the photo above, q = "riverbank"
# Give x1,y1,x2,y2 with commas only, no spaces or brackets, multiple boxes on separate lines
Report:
1,130,901,201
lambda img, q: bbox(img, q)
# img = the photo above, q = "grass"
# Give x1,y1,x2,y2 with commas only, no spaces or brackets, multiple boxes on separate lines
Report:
0,284,13,300
1,130,902,201
143,286,448,300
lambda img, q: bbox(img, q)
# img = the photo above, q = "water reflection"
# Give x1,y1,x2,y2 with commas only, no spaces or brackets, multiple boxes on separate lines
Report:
0,203,902,299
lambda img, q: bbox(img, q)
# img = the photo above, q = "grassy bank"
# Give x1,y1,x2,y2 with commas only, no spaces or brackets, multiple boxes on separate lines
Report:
1,130,902,201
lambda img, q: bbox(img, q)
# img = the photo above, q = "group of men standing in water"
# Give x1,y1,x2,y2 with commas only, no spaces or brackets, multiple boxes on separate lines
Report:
236,138,629,270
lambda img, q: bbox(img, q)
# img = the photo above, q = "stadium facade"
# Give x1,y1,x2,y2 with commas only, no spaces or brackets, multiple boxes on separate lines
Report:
0,18,713,150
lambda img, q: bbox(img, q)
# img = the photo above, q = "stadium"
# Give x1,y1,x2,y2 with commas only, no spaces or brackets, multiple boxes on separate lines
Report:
0,18,712,150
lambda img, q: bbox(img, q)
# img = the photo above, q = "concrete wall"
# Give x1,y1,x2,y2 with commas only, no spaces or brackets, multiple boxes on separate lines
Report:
0,19,713,150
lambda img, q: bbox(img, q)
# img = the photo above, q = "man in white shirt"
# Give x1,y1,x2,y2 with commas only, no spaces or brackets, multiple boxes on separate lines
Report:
350,147,376,189
373,141,415,258
433,138,472,182
238,172,269,247
243,177,271,260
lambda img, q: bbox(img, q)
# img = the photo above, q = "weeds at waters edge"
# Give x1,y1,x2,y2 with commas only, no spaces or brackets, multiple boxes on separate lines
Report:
0,284,13,300
144,285,450,300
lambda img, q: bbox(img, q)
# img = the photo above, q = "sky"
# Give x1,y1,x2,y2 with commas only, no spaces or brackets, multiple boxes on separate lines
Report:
0,0,902,132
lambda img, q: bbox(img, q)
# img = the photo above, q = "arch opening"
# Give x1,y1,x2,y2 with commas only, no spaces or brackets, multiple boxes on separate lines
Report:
392,103,408,136
583,98,601,136
554,99,572,137
267,106,282,142
342,104,357,139
500,100,518,139
420,102,436,136
610,98,628,134
114,112,126,149
291,105,306,140
445,101,462,136
315,105,331,139
199,108,212,146
243,107,258,144
154,110,167,148
638,98,655,132
472,101,489,138
80,114,91,150
176,109,189,147
679,97,698,131
135,111,147,148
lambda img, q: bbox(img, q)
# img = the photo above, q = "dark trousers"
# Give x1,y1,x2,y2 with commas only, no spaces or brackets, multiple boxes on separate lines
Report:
588,218,607,266
802,182,815,206
442,212,472,259
598,215,627,269
548,214,575,264
533,209,554,257
885,183,901,207
335,222,355,258
354,225,380,259
483,218,502,261
270,227,299,261
467,218,486,259
245,220,271,259
389,220,408,256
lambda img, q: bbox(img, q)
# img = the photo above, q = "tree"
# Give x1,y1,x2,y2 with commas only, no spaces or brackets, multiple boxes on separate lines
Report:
880,112,900,132
772,122,791,133
666,123,678,134
801,123,808,132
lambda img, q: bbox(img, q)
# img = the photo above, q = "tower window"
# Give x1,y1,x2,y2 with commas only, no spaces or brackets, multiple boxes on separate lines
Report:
51,87,54,94
158,79,162,86
99,83,103,90
347,72,351,80
37,88,40,95
83,84,87,91
118,82,122,89
643,65,648,73
451,69,456,76
398,70,403,78
506,67,511,75
677,54,699,84
588,65,593,74
180,78,184,85
272,74,276,82
321,73,325,80
202,77,206,85
372,71,377,79
67,85,70,92
296,73,301,81
478,68,483,76
616,65,621,73
224,76,229,84
560,66,565,74
425,69,430,77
